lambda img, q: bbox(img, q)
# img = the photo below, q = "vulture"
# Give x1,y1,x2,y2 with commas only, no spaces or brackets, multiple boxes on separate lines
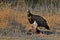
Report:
27,10,50,34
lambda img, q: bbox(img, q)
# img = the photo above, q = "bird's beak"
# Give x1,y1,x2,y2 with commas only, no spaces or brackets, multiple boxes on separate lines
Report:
27,10,29,13
27,9,30,12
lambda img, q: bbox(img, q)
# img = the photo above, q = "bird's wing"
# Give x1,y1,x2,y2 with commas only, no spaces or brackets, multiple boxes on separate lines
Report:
32,15,47,22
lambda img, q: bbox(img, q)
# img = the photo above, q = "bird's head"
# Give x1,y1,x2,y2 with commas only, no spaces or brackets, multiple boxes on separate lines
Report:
27,9,32,17
27,9,30,14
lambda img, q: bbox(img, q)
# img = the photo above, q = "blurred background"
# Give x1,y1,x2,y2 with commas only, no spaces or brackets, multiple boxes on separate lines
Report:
0,0,60,14
0,0,60,40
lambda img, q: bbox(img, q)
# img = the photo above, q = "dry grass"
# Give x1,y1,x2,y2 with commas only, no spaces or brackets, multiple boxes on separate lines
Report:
0,4,60,40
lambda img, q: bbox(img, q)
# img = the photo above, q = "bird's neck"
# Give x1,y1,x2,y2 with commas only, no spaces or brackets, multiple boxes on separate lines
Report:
28,12,33,17
29,12,32,14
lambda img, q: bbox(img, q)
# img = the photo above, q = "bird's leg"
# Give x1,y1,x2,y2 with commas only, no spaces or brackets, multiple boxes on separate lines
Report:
36,27,44,34
36,27,41,34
